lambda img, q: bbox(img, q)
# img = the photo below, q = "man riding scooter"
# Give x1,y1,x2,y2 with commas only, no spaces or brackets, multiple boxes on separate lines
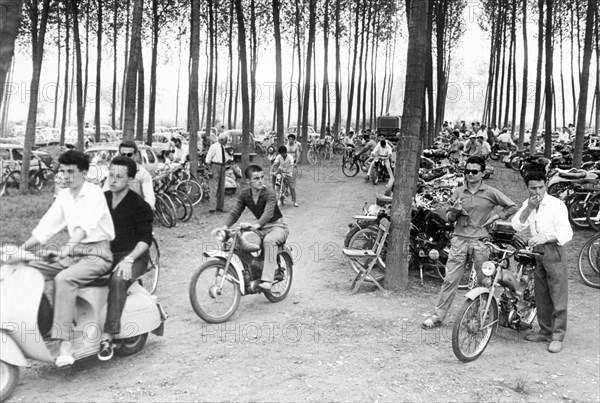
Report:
367,138,394,185
98,156,154,361
16,150,115,367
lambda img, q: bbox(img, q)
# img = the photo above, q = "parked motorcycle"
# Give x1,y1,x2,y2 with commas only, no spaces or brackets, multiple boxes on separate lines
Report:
0,248,166,402
189,226,294,323
451,240,541,362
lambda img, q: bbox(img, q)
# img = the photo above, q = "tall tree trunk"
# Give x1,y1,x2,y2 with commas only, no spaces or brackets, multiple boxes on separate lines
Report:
294,0,303,128
333,0,341,137
60,7,70,145
424,0,434,143
136,61,144,141
559,16,566,128
543,0,553,158
0,58,14,137
205,0,215,136
94,0,103,142
570,7,577,125
355,0,366,132
72,0,85,151
346,1,360,135
234,0,251,169
123,0,143,140
111,0,117,129
434,0,447,138
595,9,599,134
249,0,257,136
518,0,529,147
120,0,131,129
573,0,597,167
387,0,428,291
503,7,514,129
147,0,159,142
300,0,316,163
175,28,182,127
227,0,234,129
83,0,90,118
0,0,25,104
530,0,544,154
510,0,517,135
21,0,50,192
273,0,285,147
188,0,200,176
286,33,296,129
53,9,61,129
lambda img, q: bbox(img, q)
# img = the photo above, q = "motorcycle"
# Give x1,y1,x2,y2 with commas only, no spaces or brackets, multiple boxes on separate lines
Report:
273,169,292,207
189,225,294,323
0,248,166,402
369,157,393,185
547,167,599,201
451,240,541,362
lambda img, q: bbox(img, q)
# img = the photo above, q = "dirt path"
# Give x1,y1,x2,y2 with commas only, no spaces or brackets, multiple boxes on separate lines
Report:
10,159,600,402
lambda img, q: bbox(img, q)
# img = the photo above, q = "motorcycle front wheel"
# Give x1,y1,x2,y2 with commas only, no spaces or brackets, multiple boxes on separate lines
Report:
189,260,241,323
0,360,19,402
342,160,359,177
452,293,498,363
264,252,294,302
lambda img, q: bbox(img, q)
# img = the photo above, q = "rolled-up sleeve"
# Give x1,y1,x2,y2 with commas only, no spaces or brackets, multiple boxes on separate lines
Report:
510,201,530,232
494,190,518,219
32,195,67,244
552,202,573,246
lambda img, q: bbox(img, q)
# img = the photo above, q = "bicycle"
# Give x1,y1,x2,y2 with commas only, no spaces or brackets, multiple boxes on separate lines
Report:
578,232,600,289
137,236,161,294
306,141,321,166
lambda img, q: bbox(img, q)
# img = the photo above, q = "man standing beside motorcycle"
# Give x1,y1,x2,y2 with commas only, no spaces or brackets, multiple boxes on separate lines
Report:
98,156,154,360
205,133,233,213
213,164,289,291
511,170,573,353
271,145,299,207
18,150,115,367
422,156,517,330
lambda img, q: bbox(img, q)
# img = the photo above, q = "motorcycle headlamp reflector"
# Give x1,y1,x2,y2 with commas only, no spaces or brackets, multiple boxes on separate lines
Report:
428,249,440,261
481,261,496,277
215,229,228,242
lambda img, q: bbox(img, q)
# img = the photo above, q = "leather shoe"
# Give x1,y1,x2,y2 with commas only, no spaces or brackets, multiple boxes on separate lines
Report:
525,333,552,342
548,340,562,353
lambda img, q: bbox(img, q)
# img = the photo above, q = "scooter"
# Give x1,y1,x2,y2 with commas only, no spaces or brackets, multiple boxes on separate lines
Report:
0,249,167,402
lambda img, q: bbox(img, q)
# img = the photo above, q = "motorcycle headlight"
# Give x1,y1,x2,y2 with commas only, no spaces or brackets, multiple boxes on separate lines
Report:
214,229,229,242
428,249,440,261
481,261,496,277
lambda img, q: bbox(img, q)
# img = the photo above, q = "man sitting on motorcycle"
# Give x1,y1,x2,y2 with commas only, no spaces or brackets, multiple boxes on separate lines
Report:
271,145,299,207
367,139,394,184
214,164,289,291
19,150,115,367
98,156,154,361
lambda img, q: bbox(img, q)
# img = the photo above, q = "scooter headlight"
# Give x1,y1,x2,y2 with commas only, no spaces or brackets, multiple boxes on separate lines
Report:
481,261,496,277
428,249,440,261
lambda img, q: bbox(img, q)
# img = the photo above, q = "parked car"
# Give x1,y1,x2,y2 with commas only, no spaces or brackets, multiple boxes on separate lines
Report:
286,125,321,141
0,144,52,181
222,129,257,162
84,143,160,184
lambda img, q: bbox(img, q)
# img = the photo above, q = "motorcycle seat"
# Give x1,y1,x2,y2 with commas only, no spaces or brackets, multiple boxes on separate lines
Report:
558,168,587,179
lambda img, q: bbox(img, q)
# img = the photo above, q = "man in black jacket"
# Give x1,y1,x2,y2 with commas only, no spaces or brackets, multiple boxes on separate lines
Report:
98,156,154,361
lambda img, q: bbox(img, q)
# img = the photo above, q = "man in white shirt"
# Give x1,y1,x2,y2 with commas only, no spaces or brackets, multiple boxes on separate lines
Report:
511,170,573,353
205,132,233,212
19,150,115,366
102,140,155,209
367,139,394,184
271,145,299,207
476,134,491,158
171,136,189,164
496,129,515,150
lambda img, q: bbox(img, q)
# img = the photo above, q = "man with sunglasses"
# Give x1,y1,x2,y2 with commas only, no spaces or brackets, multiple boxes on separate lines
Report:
213,164,288,291
103,140,155,209
422,156,517,329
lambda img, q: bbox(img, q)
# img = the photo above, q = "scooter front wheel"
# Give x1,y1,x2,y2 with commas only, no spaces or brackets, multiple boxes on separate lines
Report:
452,293,498,362
189,260,241,323
0,360,19,402
114,333,148,357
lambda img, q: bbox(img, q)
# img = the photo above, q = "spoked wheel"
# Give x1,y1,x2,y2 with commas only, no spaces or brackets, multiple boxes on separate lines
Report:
0,170,21,197
176,179,203,206
0,360,19,402
510,155,522,171
139,237,160,294
347,226,385,283
547,182,573,200
154,195,176,228
452,293,499,362
264,252,294,302
170,190,193,222
578,234,600,289
567,195,590,229
586,194,600,232
342,160,359,177
307,149,318,166
189,260,241,323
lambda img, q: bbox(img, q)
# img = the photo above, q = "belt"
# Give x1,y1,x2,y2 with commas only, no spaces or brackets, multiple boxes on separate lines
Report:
211,162,225,166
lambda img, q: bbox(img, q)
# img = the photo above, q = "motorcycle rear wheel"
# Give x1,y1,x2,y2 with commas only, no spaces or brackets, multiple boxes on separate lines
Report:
578,234,600,289
264,252,294,302
452,293,498,363
189,260,241,323
567,195,591,229
342,160,359,177
0,361,19,402
114,333,148,356
586,193,600,232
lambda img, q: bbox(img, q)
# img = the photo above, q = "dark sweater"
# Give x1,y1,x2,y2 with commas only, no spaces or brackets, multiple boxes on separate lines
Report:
224,186,283,228
104,190,153,253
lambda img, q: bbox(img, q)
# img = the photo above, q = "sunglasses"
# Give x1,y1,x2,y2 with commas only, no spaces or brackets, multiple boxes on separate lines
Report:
121,152,135,157
465,169,481,175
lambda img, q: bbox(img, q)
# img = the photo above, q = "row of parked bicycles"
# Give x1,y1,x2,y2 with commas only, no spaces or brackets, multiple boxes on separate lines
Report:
0,159,56,197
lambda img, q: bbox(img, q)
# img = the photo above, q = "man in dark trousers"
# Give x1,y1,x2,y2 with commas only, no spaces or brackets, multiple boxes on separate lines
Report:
205,132,233,213
98,156,154,361
511,170,573,353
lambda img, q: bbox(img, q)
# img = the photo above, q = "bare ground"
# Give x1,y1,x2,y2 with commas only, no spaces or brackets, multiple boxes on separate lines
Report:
5,158,600,402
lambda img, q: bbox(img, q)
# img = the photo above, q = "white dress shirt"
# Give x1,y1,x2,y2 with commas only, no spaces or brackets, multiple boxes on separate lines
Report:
33,180,115,244
511,193,573,246
205,143,232,165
